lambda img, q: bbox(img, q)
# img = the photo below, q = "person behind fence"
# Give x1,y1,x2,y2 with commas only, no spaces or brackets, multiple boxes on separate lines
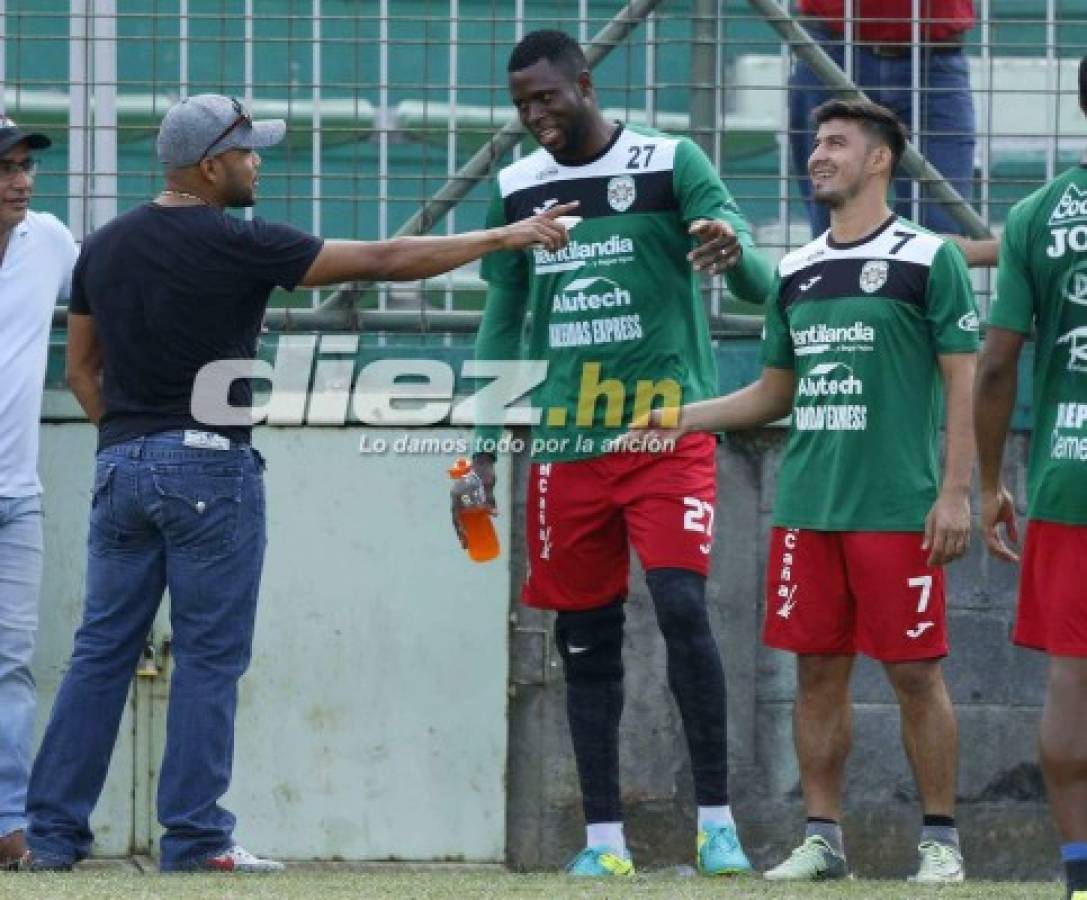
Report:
20,93,572,874
0,121,77,872
456,29,774,878
618,98,978,884
789,0,977,237
973,54,1087,900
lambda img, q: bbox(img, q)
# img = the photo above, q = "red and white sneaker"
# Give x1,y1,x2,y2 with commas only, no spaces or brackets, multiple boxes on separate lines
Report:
201,845,285,873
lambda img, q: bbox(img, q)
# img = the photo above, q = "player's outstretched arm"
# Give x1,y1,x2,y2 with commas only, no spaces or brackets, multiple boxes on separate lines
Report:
945,235,1000,268
923,352,977,566
614,366,795,449
975,327,1026,562
299,202,578,287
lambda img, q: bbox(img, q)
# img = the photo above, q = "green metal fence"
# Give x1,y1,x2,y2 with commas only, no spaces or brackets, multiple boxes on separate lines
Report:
6,0,1087,322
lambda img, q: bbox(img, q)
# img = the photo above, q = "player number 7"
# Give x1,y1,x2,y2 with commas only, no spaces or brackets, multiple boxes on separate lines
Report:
890,229,916,255
907,574,933,613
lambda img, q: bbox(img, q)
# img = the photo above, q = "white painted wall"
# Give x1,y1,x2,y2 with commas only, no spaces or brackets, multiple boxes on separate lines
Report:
34,423,511,862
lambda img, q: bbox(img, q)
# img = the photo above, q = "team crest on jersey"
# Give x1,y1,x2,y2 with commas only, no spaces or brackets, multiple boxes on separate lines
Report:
606,175,636,212
859,260,889,293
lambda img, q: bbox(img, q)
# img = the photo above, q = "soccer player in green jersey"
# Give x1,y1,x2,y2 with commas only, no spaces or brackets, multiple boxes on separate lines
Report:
974,55,1087,900
621,99,979,883
457,30,773,877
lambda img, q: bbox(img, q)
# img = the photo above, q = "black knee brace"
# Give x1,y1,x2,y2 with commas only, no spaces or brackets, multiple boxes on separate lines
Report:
555,600,625,683
645,567,710,638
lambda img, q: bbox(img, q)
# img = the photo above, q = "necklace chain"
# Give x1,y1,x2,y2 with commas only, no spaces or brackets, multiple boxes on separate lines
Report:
159,188,208,204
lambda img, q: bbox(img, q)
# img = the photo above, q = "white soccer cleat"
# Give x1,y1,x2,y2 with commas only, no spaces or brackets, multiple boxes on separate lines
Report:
908,840,964,883
763,835,848,881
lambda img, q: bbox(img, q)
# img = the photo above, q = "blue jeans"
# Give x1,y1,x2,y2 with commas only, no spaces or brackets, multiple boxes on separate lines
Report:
26,433,266,870
789,25,976,236
0,494,43,838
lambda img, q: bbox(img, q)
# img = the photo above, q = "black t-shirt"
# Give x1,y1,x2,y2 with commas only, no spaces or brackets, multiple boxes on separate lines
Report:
69,203,323,450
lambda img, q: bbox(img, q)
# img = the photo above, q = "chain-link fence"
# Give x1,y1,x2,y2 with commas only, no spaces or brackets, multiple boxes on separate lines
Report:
5,1,1087,327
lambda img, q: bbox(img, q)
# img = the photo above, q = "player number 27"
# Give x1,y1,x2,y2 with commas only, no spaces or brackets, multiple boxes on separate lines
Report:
683,498,715,555
627,144,656,169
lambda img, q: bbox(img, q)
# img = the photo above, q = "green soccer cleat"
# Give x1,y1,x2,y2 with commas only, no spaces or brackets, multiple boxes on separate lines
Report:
564,846,635,877
697,823,754,876
763,835,849,882
908,840,964,884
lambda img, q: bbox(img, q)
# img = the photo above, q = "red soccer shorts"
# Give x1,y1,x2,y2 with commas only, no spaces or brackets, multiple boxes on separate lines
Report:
1014,520,1087,656
522,433,717,612
763,528,948,662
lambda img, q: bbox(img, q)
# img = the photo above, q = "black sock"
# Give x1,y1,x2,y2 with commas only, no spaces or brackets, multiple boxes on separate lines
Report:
923,814,956,828
646,568,729,806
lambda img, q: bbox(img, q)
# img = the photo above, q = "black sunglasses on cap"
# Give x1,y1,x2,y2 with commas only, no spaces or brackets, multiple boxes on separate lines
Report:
198,97,252,161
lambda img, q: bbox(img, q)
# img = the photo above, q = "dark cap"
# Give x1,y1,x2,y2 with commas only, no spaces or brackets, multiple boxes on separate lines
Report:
0,117,52,157
156,94,285,168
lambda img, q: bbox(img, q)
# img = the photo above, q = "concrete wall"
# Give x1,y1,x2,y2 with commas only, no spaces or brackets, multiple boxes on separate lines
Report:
34,423,513,862
34,411,1055,875
505,429,1059,879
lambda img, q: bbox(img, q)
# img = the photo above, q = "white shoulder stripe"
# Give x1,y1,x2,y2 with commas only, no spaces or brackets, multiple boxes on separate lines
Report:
779,220,944,276
779,234,829,278
497,148,557,199
497,128,680,198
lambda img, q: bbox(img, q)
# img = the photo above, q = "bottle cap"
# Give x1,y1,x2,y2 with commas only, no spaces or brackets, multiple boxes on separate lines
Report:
448,457,472,478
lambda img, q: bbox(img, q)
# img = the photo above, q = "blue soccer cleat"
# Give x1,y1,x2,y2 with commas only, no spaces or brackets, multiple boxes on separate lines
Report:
697,823,754,876
564,846,635,877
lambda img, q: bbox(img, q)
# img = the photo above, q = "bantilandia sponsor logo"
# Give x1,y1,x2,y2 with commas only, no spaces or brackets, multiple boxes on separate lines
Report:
791,321,875,347
533,236,634,272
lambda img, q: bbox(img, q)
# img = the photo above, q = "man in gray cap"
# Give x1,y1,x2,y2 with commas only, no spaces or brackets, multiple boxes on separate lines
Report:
0,119,76,870
23,93,573,873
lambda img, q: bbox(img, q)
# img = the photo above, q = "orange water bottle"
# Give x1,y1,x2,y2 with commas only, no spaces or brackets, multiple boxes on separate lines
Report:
449,457,500,563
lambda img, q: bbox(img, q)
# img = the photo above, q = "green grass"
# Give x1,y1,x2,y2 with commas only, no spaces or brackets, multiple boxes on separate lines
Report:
0,864,1063,900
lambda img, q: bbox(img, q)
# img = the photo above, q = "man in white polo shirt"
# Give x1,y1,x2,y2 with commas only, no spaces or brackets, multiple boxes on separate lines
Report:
0,119,77,869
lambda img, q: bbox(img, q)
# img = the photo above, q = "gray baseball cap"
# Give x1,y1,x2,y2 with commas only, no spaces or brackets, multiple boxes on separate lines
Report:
156,94,285,168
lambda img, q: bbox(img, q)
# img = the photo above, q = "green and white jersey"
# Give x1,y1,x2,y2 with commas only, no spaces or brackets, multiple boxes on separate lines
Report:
990,164,1087,524
477,124,772,462
762,215,979,531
